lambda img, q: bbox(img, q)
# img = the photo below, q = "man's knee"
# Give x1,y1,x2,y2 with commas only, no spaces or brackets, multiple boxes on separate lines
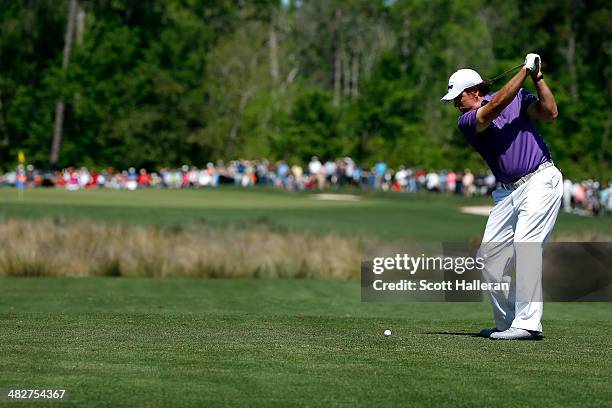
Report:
478,245,514,282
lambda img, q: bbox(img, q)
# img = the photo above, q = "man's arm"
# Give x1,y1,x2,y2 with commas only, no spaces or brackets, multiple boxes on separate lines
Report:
475,68,529,132
526,64,558,121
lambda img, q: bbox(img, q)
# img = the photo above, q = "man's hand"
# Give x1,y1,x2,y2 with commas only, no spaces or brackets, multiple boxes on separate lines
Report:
524,53,541,78
523,53,558,121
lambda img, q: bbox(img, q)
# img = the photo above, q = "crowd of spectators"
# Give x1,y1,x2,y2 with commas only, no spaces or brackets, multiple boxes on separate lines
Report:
2,158,611,216
562,178,611,216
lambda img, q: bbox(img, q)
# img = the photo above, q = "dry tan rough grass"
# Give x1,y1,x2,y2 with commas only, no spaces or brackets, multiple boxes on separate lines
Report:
0,219,361,279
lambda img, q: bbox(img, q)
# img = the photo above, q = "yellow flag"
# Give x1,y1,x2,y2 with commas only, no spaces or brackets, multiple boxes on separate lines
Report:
18,150,25,164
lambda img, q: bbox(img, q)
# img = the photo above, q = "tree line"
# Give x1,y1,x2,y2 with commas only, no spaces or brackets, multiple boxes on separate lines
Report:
0,0,609,180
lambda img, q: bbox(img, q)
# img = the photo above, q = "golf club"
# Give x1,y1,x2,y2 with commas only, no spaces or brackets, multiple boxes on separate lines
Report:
488,57,539,83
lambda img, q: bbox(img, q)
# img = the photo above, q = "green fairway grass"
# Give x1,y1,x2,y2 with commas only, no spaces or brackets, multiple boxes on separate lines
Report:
1,278,611,407
1,188,610,241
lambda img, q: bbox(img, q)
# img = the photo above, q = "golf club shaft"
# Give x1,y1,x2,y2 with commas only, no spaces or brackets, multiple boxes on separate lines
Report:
489,62,525,82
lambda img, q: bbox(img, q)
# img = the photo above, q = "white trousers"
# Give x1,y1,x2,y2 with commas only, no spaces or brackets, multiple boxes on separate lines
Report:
479,165,563,332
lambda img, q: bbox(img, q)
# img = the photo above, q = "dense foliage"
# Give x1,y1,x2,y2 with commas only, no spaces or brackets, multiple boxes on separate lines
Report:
0,0,610,180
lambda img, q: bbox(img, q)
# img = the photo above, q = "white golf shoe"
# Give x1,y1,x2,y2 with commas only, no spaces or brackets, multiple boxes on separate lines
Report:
478,327,501,338
489,327,542,340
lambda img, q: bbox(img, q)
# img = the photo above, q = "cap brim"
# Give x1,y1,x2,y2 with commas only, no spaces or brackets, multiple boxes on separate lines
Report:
440,88,462,103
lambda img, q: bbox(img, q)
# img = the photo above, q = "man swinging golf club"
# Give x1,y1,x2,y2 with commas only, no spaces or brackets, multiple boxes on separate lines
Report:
441,54,563,340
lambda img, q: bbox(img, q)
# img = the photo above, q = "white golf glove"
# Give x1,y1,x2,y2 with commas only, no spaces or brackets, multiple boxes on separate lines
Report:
524,53,541,72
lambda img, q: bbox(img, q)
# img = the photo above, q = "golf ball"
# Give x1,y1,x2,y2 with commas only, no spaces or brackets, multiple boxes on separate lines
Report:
384,329,392,337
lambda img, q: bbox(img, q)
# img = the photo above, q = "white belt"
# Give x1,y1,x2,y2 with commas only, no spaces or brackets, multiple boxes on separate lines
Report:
501,161,554,191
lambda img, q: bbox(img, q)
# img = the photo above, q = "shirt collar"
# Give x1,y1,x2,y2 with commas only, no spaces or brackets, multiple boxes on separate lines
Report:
481,93,494,106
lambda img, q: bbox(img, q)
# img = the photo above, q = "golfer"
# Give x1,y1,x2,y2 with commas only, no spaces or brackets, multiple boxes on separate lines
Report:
441,54,563,340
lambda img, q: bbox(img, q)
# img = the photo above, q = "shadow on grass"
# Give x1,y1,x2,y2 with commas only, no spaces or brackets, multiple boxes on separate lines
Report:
425,331,545,340
426,331,482,337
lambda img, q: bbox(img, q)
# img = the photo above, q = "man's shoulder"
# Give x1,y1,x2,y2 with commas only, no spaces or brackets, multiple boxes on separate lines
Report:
457,109,477,128
457,109,482,145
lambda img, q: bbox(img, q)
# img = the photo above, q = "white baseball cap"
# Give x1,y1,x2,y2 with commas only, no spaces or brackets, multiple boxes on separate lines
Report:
440,69,484,103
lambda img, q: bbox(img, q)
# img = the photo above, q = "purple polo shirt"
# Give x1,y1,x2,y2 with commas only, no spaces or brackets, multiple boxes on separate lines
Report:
458,89,552,183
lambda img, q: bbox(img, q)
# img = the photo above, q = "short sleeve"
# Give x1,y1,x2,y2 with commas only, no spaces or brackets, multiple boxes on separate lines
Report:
520,88,537,114
458,110,479,145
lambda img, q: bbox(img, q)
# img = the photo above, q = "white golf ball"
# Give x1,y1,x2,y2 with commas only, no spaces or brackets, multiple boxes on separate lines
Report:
384,329,392,337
